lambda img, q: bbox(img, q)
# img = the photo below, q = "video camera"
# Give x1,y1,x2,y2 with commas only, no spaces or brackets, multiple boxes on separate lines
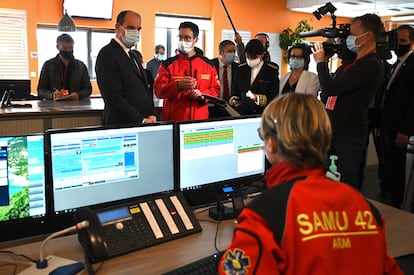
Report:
300,2,397,60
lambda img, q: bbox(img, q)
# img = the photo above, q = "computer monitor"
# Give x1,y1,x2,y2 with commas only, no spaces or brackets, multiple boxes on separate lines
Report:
0,134,47,242
178,116,265,207
0,79,31,100
46,123,175,225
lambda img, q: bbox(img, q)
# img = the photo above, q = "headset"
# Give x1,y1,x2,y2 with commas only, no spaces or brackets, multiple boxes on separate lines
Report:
255,32,269,49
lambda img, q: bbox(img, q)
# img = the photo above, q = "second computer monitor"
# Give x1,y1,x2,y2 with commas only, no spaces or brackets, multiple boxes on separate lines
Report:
178,116,265,206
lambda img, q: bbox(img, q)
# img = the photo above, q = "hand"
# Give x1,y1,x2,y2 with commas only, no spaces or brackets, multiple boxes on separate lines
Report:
53,89,69,99
178,76,197,91
190,89,203,99
229,96,242,107
311,42,327,63
246,90,257,101
395,132,409,148
234,33,243,45
143,115,157,124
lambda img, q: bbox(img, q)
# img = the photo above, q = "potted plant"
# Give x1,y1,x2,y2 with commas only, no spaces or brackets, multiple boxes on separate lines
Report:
279,19,313,61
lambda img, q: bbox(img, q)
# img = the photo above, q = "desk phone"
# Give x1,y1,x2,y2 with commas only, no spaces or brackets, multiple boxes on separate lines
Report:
74,192,202,263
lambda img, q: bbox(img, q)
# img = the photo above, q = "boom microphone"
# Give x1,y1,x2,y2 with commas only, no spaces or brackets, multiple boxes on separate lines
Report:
37,220,90,268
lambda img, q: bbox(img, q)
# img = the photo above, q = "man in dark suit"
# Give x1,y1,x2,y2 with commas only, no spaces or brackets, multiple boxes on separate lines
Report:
95,10,157,125
229,39,279,115
380,24,414,208
209,40,238,118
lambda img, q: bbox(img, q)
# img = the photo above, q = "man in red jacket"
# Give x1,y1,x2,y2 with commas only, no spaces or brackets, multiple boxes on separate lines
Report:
154,21,220,121
218,93,402,275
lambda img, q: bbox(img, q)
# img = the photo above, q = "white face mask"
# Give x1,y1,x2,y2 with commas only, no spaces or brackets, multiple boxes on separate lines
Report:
247,58,261,68
123,29,140,48
178,41,193,54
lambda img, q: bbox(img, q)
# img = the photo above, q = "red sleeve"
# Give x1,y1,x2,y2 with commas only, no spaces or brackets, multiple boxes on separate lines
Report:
154,63,182,99
218,208,284,274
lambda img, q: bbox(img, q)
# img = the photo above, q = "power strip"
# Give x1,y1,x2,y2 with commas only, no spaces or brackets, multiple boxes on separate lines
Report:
19,255,83,275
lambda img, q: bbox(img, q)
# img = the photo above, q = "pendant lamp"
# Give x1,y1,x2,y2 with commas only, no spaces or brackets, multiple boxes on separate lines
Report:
58,10,76,32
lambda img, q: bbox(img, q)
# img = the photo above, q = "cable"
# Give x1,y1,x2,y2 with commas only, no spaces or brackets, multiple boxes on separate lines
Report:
37,220,89,268
0,259,32,266
0,251,36,263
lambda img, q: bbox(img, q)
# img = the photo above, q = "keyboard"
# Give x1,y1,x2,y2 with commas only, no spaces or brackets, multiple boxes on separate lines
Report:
163,251,223,275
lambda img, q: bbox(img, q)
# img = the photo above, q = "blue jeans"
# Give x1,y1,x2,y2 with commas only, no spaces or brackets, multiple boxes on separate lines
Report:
329,136,368,190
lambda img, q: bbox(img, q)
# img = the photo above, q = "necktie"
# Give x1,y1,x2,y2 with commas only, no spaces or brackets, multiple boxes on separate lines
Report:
222,65,229,101
129,50,142,77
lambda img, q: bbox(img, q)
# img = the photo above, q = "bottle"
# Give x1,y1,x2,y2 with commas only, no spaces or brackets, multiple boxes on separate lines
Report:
326,155,341,182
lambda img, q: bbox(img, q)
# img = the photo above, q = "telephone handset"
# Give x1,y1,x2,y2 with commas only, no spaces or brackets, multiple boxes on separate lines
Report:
74,207,113,262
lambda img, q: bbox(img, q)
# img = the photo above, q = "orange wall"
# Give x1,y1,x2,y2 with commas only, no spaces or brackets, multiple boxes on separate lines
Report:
0,0,351,94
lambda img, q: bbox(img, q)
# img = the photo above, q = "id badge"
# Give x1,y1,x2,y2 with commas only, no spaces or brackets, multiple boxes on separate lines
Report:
326,96,337,110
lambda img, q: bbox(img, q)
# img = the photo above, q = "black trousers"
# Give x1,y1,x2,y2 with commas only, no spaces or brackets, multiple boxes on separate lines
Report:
381,133,407,208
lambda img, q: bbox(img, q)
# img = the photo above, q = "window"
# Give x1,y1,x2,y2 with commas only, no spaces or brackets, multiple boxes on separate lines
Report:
0,9,29,79
36,27,114,79
154,14,212,59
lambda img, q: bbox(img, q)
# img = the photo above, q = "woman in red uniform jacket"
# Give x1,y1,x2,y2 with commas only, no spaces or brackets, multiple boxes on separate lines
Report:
218,93,402,275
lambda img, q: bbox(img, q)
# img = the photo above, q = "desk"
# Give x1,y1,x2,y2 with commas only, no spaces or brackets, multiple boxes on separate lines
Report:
0,98,104,135
2,201,414,274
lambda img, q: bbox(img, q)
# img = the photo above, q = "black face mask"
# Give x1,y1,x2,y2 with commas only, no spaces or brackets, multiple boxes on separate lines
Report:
59,50,74,61
396,44,411,57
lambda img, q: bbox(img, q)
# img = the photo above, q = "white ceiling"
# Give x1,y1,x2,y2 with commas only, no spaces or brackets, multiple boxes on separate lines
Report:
287,0,414,18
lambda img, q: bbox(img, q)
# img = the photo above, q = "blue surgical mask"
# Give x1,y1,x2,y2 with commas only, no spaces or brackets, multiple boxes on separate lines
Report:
158,54,165,61
346,32,367,53
123,29,140,48
224,53,235,64
289,57,304,70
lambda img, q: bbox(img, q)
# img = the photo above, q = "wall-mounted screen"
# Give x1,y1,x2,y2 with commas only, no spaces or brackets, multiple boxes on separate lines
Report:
64,0,113,20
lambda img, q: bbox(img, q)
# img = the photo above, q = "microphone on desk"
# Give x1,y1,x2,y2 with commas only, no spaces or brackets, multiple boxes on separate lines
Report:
36,220,90,269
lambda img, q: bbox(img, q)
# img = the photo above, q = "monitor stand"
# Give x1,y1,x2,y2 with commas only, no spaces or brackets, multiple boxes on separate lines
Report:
208,192,244,221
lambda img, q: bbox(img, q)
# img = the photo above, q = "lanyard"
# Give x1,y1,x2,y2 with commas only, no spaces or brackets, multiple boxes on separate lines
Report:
58,57,69,89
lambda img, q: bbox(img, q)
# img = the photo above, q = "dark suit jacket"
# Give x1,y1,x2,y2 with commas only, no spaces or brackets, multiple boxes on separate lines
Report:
211,58,238,96
381,52,414,136
95,39,156,125
232,62,279,115
208,58,239,118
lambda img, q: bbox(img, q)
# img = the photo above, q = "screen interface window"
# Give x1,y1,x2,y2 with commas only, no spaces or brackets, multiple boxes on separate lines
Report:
179,117,264,190
0,135,46,222
50,124,174,213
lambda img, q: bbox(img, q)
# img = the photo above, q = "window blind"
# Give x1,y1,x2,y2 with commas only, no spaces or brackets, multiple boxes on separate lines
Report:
0,8,29,79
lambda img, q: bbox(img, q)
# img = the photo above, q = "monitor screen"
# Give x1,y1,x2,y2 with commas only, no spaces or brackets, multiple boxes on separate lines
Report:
0,134,47,242
0,79,31,100
47,124,175,216
178,116,265,206
64,0,113,20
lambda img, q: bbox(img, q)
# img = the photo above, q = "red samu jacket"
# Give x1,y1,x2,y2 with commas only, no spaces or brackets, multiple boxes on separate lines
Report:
154,53,220,121
219,162,402,275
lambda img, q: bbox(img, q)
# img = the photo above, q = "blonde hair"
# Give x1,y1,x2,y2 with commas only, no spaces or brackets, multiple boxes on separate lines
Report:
259,93,332,169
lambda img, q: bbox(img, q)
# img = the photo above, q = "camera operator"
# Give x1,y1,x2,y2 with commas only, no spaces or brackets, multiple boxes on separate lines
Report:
312,13,384,190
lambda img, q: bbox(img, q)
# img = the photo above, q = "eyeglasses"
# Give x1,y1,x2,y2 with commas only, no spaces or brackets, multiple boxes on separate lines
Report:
178,35,194,42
